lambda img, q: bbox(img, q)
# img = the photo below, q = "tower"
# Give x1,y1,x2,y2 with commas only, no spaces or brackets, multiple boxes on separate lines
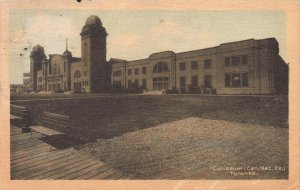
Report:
30,44,46,92
80,15,109,93
62,38,72,92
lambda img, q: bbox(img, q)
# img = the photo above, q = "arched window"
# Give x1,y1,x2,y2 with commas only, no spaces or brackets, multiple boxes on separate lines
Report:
38,76,43,82
74,70,81,78
52,63,58,75
153,62,168,73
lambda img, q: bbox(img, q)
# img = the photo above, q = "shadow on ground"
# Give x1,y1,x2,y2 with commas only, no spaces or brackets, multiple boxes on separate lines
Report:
11,95,288,143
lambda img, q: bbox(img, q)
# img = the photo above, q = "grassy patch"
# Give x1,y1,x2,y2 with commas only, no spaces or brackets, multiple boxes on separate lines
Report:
11,94,288,141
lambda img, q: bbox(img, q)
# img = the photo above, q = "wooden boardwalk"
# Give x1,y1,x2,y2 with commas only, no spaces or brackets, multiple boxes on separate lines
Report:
10,126,124,180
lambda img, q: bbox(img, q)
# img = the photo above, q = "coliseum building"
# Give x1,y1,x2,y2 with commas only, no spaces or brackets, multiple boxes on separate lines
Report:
24,15,288,94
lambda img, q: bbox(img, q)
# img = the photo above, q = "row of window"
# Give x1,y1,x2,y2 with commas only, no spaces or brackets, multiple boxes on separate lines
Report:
127,67,147,76
179,75,211,89
225,55,248,66
117,56,247,77
113,70,121,77
225,73,248,87
179,59,212,71
127,79,147,89
113,72,249,90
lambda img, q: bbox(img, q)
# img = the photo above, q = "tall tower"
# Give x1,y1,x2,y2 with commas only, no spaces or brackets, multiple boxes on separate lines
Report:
30,44,46,92
62,38,73,92
80,15,109,93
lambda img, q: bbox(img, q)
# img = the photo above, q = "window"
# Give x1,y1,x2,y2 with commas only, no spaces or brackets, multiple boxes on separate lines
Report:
128,69,132,76
242,73,248,86
225,74,231,87
153,77,169,90
225,73,248,88
232,56,240,65
135,68,139,75
242,55,248,65
204,75,211,87
180,62,186,71
191,61,198,70
74,70,81,78
113,81,121,88
225,57,230,67
142,79,146,89
64,62,66,72
135,79,139,87
142,67,147,74
128,80,132,88
232,73,241,87
204,59,211,69
191,76,198,87
38,76,42,82
113,70,121,77
180,77,186,89
153,62,168,73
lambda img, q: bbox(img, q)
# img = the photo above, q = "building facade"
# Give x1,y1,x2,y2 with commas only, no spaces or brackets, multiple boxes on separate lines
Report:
25,15,288,95
27,15,110,94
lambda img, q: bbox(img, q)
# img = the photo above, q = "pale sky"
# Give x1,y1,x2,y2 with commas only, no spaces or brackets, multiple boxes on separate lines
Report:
9,9,286,84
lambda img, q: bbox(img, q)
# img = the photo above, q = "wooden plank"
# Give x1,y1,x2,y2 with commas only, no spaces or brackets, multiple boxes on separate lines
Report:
11,140,43,152
11,144,53,159
11,136,43,148
11,141,49,154
61,162,107,180
90,168,119,179
11,149,73,169
12,150,78,179
12,148,74,172
24,154,92,179
103,171,124,180
30,126,64,136
11,151,52,165
49,161,100,179
72,164,112,180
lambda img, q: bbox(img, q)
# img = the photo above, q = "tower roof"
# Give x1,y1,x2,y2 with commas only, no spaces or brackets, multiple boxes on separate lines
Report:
32,44,44,53
31,44,46,58
81,15,107,36
85,15,102,26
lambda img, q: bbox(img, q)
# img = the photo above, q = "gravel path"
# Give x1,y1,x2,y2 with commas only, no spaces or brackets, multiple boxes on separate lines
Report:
77,117,288,179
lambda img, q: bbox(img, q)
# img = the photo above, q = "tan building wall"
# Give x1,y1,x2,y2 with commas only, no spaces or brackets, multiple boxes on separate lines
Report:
111,38,287,95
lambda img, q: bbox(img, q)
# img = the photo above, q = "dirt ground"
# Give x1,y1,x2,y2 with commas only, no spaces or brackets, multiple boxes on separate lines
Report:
77,117,288,179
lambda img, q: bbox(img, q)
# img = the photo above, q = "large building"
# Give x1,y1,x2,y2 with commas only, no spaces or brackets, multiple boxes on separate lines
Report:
25,15,288,95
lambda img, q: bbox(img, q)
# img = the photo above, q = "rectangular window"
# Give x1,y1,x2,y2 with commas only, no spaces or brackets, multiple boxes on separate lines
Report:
128,80,132,88
191,76,198,87
135,68,139,75
242,73,248,87
225,74,231,87
225,57,230,67
180,62,186,71
232,56,240,65
135,79,138,87
204,75,211,87
142,79,146,89
231,73,241,87
242,55,248,65
128,69,132,76
204,59,211,69
180,76,186,89
142,67,147,74
191,61,198,70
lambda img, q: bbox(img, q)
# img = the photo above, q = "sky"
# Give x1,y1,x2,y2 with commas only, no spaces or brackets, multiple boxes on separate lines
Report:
9,9,286,84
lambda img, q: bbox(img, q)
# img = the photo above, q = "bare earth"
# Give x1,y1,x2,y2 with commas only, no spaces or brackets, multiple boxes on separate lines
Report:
77,117,288,179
